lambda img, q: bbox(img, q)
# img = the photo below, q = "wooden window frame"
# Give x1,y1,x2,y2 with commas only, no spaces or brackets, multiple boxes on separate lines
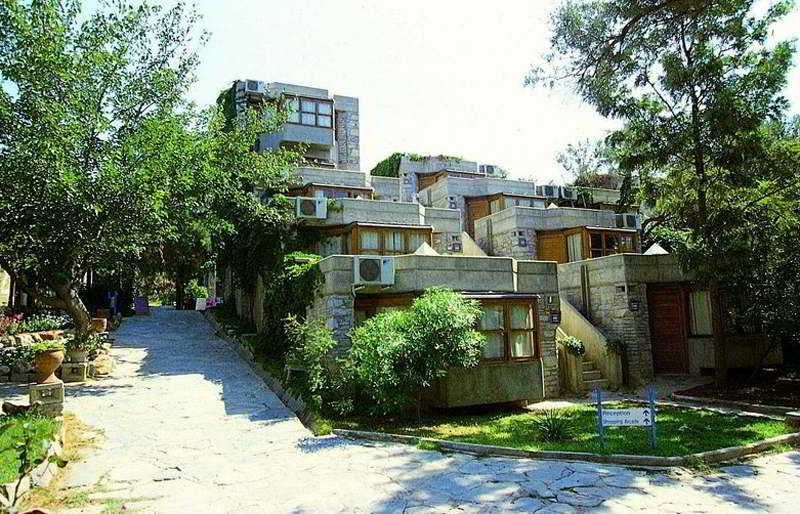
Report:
285,96,334,128
584,228,638,259
350,225,433,256
478,298,540,363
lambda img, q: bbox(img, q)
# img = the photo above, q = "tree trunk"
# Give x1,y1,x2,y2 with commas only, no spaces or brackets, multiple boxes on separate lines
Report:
53,283,92,338
174,276,185,311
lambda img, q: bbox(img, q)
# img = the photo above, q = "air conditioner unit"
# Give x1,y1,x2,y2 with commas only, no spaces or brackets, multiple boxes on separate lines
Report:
295,197,327,220
538,185,558,198
354,256,395,286
560,186,578,201
615,213,642,230
244,80,267,94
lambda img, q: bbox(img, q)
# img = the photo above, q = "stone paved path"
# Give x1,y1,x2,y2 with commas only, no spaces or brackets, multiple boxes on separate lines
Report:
11,308,800,513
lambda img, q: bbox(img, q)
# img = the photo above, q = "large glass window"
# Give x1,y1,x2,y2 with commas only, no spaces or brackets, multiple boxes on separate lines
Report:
286,96,333,128
689,290,713,336
588,230,636,258
360,231,380,252
478,301,538,361
384,231,404,254
408,233,427,252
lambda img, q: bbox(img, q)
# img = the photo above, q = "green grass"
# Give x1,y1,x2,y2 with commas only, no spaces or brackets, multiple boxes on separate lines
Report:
335,403,793,457
0,412,61,484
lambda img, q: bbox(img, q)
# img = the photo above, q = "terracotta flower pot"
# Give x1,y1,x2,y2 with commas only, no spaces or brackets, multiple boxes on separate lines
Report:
91,317,108,333
35,349,65,384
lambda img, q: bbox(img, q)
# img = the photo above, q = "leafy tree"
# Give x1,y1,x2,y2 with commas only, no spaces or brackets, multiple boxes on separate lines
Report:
530,0,798,383
0,0,203,335
345,288,485,417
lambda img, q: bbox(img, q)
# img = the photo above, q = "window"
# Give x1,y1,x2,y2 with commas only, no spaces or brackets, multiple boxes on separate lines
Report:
360,231,380,252
477,301,538,361
384,231,405,254
567,233,583,262
408,232,427,252
588,230,636,258
490,198,504,213
286,96,333,128
689,290,713,336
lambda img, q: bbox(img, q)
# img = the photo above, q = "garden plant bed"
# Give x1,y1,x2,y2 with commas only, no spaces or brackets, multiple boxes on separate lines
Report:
334,402,796,463
675,371,800,411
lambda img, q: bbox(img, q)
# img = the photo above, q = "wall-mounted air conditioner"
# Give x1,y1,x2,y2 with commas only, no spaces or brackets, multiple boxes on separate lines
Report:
354,256,395,286
615,213,642,230
295,197,327,220
560,186,578,201
244,80,267,94
538,185,558,198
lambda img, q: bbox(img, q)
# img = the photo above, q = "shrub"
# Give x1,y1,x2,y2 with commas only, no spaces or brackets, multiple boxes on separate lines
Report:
31,340,65,354
0,412,64,507
0,346,35,372
0,313,23,337
285,315,338,403
65,333,106,353
5,313,70,335
560,335,585,356
185,279,209,299
344,287,485,416
533,409,574,442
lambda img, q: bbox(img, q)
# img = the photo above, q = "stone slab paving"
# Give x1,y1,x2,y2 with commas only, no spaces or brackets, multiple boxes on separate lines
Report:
2,307,796,513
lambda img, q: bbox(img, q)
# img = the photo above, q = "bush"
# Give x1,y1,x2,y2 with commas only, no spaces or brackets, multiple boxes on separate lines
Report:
185,279,209,299
344,287,485,416
560,335,586,356
4,313,70,335
533,409,574,442
285,315,338,404
31,340,65,354
0,346,35,372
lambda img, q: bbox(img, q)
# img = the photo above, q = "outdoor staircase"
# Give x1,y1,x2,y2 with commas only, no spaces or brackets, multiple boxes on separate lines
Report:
580,357,609,392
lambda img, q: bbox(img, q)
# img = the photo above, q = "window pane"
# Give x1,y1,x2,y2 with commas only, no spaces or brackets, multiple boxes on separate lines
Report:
288,110,300,123
510,331,534,357
301,113,316,125
605,233,621,253
384,231,403,252
318,102,332,115
360,231,379,251
591,250,603,258
479,306,504,330
619,234,634,252
567,233,583,262
482,333,505,359
690,290,713,336
318,115,332,127
590,232,603,250
490,199,503,212
408,233,427,252
301,100,316,112
510,305,533,329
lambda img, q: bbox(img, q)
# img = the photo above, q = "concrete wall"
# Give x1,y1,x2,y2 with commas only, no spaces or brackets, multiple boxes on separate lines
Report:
295,167,368,188
314,255,561,405
370,176,401,201
326,199,425,226
559,300,624,389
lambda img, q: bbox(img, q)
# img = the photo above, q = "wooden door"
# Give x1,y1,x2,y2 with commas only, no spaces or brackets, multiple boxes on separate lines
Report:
465,198,490,238
537,231,567,263
647,284,689,374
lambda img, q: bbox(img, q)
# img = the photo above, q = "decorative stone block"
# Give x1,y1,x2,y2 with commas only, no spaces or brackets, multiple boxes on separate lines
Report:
30,382,65,404
62,362,88,383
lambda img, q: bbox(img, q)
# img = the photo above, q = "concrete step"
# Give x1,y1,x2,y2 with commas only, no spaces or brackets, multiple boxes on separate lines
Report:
581,360,597,371
582,370,603,381
581,378,609,391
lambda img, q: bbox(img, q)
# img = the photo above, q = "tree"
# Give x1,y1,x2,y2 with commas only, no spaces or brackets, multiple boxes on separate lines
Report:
0,0,204,335
345,288,485,417
529,0,798,384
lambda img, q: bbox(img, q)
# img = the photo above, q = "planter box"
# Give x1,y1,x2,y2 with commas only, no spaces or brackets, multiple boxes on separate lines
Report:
62,362,88,383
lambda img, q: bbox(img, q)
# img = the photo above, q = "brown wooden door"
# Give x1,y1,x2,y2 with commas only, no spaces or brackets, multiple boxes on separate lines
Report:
537,231,567,263
647,284,689,374
465,198,490,238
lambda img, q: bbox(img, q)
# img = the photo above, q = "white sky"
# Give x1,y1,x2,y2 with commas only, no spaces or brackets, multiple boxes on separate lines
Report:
91,0,800,182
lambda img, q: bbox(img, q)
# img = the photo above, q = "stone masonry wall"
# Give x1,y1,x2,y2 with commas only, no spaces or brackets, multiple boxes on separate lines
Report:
308,294,354,352
487,229,536,259
335,110,360,170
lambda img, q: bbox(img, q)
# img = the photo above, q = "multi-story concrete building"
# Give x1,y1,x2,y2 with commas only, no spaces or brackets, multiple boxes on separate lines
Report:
225,80,779,405
233,80,360,170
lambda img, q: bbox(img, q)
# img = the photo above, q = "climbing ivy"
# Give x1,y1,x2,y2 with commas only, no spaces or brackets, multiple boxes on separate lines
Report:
370,152,464,177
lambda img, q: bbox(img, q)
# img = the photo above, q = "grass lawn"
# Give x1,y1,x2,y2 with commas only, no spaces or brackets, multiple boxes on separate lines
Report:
335,403,794,457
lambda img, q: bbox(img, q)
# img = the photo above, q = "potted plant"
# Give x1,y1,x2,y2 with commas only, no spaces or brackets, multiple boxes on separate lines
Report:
32,339,65,384
64,334,91,363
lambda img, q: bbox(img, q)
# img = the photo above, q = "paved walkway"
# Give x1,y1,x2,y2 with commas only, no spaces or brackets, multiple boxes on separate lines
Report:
4,308,799,513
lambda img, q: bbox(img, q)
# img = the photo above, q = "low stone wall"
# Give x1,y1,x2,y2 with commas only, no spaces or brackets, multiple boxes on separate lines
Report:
0,330,70,383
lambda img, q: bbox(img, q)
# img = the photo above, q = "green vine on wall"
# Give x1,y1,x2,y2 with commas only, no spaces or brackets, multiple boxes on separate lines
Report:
369,152,465,177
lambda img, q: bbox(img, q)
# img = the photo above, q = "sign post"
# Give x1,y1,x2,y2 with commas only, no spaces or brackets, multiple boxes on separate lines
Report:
593,387,605,448
645,386,658,449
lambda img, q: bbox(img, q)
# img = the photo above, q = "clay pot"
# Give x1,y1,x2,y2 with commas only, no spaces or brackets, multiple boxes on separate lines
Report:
91,317,108,333
34,349,65,384
66,350,88,363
